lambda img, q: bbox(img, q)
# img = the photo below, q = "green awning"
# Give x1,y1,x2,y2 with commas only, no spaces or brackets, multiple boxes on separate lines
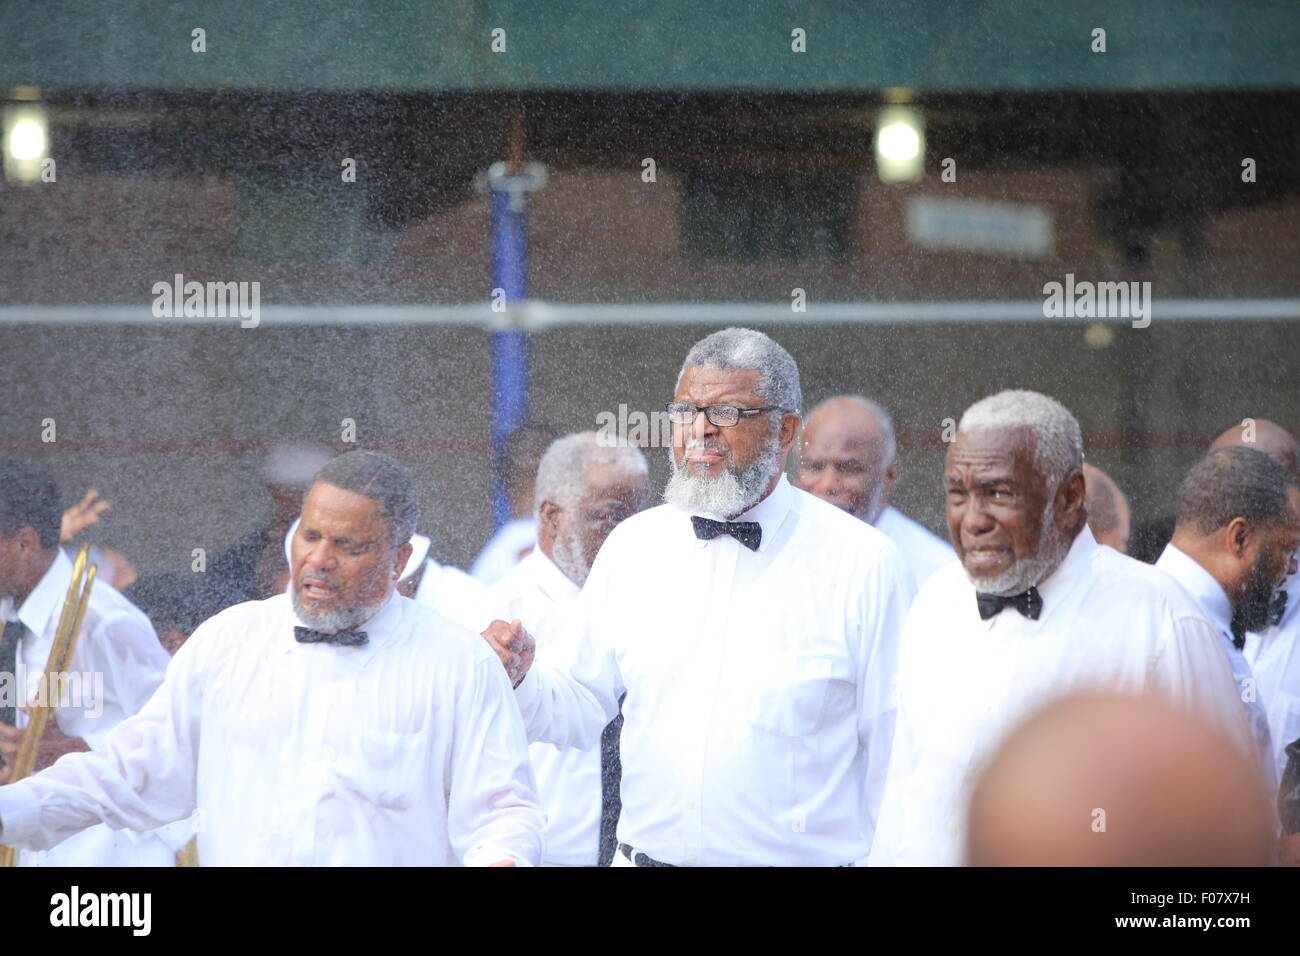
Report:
3,0,1298,94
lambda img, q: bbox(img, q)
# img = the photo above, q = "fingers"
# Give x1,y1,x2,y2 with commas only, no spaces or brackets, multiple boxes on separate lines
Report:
488,859,518,867
0,722,20,764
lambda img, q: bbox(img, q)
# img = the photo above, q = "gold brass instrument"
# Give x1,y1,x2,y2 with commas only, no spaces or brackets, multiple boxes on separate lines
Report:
0,542,96,867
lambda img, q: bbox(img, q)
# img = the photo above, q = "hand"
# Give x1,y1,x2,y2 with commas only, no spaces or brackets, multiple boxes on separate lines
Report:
60,489,111,542
488,860,518,867
480,619,535,688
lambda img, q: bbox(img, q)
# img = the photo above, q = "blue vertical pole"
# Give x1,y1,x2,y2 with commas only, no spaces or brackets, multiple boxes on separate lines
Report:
490,182,530,530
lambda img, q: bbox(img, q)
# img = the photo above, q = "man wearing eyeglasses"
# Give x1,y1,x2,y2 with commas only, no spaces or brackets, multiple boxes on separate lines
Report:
481,327,915,866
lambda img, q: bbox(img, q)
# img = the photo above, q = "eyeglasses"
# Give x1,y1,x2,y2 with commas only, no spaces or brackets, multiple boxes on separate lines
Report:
664,401,782,427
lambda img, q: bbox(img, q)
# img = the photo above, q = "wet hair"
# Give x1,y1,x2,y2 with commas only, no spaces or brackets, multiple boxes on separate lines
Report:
678,327,802,415
0,458,62,549
535,432,648,515
1175,446,1300,536
959,390,1084,491
311,451,419,547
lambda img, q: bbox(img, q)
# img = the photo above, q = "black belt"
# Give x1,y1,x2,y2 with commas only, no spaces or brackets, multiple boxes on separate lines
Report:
619,843,677,867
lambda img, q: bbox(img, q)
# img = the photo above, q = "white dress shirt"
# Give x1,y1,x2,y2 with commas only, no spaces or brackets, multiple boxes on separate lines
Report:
1,548,173,867
471,518,537,587
873,506,956,589
0,591,545,866
1243,570,1300,782
413,558,502,635
870,526,1253,867
513,475,915,866
492,549,603,866
1155,544,1278,794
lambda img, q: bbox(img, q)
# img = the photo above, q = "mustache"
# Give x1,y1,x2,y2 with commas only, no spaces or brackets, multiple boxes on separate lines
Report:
299,569,342,588
683,440,728,456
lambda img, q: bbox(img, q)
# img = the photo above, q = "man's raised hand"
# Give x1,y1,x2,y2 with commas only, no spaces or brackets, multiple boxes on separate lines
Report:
480,619,535,688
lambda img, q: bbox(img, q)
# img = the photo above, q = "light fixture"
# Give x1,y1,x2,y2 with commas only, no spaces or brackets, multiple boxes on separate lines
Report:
874,105,924,184
4,95,50,183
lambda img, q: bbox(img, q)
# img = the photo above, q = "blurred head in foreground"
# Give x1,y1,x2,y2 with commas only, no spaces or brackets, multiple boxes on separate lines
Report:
966,692,1275,866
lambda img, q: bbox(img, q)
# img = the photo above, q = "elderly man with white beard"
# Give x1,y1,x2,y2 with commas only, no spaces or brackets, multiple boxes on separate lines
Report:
490,432,650,866
481,327,915,866
869,390,1253,867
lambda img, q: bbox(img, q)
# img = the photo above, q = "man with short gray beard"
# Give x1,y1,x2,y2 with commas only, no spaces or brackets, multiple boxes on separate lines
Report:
481,327,915,866
869,390,1253,866
490,432,650,865
0,451,544,866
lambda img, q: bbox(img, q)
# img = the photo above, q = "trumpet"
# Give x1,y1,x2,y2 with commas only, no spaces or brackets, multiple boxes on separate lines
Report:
0,542,97,867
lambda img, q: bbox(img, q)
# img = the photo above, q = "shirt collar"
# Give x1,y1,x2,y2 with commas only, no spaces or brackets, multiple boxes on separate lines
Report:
525,549,581,604
1,549,74,637
1033,525,1098,611
287,588,402,664
679,473,794,554
1155,542,1234,637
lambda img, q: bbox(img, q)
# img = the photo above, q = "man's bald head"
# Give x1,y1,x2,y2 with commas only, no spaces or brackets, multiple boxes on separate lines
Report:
1211,419,1300,479
796,396,897,523
967,693,1274,866
1083,463,1131,553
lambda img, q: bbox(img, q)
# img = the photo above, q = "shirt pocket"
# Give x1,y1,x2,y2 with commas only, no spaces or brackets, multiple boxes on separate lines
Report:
332,729,426,811
743,650,833,738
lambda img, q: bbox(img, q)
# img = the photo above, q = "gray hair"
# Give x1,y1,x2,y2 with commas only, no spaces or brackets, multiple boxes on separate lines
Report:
312,450,420,547
678,327,802,415
535,432,649,514
958,390,1084,490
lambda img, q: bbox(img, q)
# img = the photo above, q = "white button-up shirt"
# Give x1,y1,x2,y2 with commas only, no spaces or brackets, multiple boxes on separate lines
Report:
514,475,915,866
492,549,602,866
870,526,1252,867
1155,543,1278,794
874,506,956,589
1,548,172,867
0,591,545,866
1243,570,1300,782
471,518,537,587
413,558,502,635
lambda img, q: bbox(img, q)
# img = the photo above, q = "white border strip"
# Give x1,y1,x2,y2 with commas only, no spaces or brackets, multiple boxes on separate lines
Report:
0,300,1297,327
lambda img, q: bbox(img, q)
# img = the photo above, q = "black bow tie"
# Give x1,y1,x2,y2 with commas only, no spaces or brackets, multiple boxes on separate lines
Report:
1270,590,1289,628
294,626,368,647
691,515,762,551
976,586,1043,621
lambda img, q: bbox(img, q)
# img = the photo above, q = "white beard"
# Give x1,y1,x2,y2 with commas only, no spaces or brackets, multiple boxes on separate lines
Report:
551,525,591,588
664,430,780,518
291,582,388,632
963,499,1073,596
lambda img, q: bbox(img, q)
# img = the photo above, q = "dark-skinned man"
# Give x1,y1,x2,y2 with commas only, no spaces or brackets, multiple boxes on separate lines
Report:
0,451,544,866
1154,447,1300,806
482,327,914,866
869,390,1251,866
0,457,174,866
797,395,954,587
1209,419,1300,864
1210,419,1300,786
491,432,650,866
